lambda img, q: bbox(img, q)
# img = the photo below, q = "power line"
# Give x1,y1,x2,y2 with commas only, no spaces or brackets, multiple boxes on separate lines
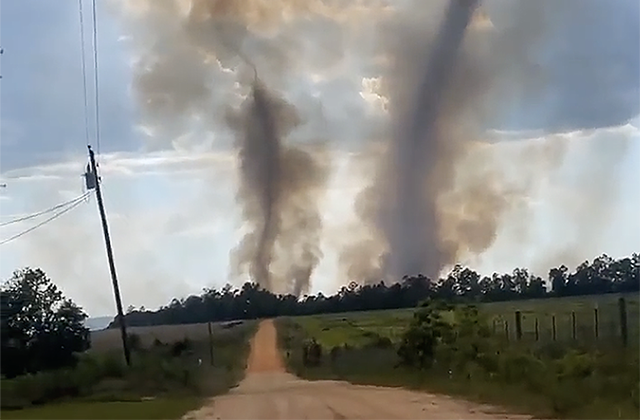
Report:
0,192,91,227
0,192,92,246
90,0,102,156
77,0,91,147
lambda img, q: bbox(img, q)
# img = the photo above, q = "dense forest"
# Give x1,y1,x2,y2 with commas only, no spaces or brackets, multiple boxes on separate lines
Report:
110,254,639,328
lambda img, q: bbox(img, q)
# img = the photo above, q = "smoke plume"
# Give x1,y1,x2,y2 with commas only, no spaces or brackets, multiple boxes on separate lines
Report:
382,0,484,281
226,78,328,296
340,1,492,282
340,0,568,283
117,0,340,295
114,0,637,295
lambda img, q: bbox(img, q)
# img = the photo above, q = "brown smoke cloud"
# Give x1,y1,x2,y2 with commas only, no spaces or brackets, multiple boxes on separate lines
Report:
226,79,329,296
339,0,569,283
118,0,341,295
115,0,637,295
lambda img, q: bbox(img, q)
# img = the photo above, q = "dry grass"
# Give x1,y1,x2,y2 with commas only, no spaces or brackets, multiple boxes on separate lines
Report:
90,322,241,352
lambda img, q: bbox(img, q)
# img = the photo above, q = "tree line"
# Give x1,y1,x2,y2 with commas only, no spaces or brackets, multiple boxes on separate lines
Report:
113,253,639,328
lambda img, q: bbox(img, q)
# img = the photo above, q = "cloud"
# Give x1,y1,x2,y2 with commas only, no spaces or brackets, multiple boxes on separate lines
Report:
483,0,640,130
1,150,236,182
0,0,139,172
0,150,237,315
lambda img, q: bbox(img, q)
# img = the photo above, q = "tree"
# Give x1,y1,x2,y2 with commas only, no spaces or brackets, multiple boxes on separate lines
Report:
397,300,454,369
1,268,90,378
550,265,568,296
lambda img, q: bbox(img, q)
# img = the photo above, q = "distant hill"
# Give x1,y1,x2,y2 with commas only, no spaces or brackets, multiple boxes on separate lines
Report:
84,316,113,331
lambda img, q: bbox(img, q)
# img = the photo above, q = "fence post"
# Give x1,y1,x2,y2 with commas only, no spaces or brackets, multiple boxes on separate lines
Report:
505,320,510,341
515,311,523,341
571,311,577,341
207,321,214,366
619,297,628,348
552,315,557,341
593,306,599,340
534,317,539,341
492,319,497,335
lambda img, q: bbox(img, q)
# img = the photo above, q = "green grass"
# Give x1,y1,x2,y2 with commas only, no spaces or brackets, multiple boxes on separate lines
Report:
2,321,257,419
294,309,412,348
0,398,202,420
277,294,640,419
295,293,639,349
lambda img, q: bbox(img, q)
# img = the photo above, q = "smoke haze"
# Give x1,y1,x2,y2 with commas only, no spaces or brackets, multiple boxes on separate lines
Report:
226,79,329,296
114,0,638,292
338,0,637,283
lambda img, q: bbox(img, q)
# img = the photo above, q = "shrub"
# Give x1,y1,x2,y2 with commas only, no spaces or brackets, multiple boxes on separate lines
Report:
372,335,393,349
330,346,341,364
397,300,453,369
171,337,193,357
127,333,142,352
302,338,322,367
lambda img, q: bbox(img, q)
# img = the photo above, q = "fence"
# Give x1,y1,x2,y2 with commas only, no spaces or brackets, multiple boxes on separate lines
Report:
489,297,636,348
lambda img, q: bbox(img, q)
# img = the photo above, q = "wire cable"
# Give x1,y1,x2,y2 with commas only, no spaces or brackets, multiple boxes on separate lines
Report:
77,0,91,147
0,192,92,246
0,192,92,227
90,0,102,156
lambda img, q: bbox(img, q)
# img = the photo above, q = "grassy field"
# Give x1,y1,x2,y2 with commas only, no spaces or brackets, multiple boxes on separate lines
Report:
294,293,639,349
2,320,256,419
90,321,243,352
1,398,202,420
278,293,640,419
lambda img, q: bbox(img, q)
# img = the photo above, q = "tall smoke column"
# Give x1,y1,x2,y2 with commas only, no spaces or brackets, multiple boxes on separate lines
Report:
240,80,282,291
227,68,329,296
383,0,481,280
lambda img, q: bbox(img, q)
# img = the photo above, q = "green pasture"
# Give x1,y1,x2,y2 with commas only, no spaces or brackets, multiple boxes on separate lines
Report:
295,310,411,347
293,293,639,349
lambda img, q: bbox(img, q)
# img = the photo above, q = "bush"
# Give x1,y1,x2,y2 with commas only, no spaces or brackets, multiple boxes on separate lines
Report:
302,338,322,367
397,300,453,369
170,337,193,357
330,346,341,364
1,345,198,410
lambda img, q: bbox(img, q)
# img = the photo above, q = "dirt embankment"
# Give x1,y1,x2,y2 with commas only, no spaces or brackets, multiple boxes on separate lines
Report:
182,320,533,419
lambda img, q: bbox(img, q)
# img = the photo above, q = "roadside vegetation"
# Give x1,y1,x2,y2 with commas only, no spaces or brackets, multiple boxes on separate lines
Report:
1,398,204,420
276,298,639,419
1,268,255,419
2,253,638,418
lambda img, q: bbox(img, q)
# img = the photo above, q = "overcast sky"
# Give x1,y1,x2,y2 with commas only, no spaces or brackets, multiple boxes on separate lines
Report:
1,0,638,317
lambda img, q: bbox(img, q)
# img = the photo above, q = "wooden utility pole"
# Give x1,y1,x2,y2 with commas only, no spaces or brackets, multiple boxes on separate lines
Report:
87,145,131,366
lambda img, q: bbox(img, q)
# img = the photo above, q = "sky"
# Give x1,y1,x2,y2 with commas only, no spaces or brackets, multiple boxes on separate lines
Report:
0,0,639,318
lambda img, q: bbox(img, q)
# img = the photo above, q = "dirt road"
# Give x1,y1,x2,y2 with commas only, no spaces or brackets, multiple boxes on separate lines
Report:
183,320,532,419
